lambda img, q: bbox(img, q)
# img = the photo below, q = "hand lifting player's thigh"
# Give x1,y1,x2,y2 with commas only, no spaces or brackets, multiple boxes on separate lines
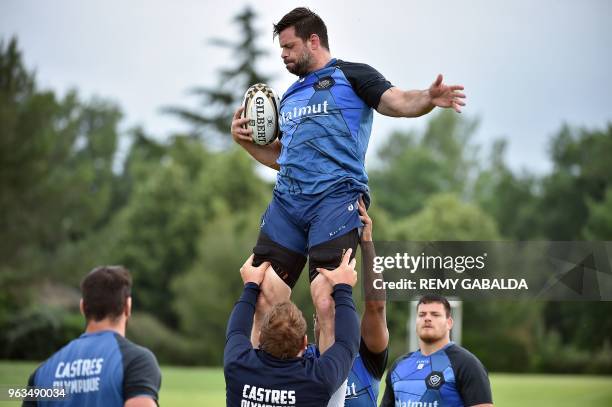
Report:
251,266,293,348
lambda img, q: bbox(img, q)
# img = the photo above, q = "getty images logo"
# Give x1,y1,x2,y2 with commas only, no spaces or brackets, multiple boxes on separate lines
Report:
279,101,329,125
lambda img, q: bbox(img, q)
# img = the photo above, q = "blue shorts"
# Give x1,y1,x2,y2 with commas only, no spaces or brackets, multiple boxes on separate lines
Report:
260,183,366,254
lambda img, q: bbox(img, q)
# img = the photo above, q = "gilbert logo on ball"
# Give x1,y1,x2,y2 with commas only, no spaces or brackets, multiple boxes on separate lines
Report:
242,83,280,145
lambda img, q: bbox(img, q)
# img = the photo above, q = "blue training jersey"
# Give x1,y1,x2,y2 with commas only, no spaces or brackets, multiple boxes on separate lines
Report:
380,342,493,407
275,58,393,195
345,355,381,407
304,339,388,407
25,330,161,407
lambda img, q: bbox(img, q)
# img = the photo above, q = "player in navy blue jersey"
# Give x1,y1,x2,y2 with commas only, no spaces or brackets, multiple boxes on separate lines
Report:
380,296,493,407
224,249,360,407
230,7,466,353
23,266,161,407
304,198,388,407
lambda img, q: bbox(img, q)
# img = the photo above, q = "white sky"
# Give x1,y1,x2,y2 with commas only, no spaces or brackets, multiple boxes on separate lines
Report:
2,0,611,176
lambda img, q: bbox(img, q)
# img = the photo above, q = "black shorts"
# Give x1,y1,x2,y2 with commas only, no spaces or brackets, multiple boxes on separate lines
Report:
252,229,359,288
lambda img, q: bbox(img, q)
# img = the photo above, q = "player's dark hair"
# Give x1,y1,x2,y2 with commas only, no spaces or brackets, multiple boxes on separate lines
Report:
273,7,329,51
260,301,307,359
81,266,132,322
417,295,452,318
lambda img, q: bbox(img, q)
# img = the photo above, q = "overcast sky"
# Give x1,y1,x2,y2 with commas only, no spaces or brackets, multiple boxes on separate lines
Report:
2,0,611,176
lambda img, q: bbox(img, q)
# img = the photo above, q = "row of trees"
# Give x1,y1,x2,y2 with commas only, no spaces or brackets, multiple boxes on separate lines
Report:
1,7,611,372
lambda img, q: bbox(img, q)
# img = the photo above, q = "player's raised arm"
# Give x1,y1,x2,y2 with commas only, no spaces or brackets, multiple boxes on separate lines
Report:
224,256,270,359
359,198,389,355
230,106,281,170
314,249,360,391
377,74,466,117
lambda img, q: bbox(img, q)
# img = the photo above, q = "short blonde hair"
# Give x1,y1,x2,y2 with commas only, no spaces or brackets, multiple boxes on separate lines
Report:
259,302,307,359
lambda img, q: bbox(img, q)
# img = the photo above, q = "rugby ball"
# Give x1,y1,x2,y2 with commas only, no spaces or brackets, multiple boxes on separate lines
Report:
242,83,280,145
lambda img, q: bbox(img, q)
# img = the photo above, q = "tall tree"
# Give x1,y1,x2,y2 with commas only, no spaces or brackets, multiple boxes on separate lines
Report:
0,36,121,287
0,37,124,357
164,6,272,146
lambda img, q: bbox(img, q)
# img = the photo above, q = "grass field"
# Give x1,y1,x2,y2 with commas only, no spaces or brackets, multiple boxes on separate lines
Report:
1,361,611,406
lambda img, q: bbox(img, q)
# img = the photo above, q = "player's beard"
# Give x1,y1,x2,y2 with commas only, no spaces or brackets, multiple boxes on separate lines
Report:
287,49,313,77
418,326,445,344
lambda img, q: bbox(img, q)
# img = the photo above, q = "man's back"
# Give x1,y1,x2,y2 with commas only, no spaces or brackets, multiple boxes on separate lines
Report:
225,348,342,406
224,280,359,407
26,330,160,407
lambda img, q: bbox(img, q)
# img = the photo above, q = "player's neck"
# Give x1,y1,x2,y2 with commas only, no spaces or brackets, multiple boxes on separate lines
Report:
85,318,126,337
308,52,332,73
419,337,451,356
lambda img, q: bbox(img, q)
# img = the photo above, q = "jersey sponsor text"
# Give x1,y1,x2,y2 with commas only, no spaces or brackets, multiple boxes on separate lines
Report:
395,400,439,407
279,101,329,125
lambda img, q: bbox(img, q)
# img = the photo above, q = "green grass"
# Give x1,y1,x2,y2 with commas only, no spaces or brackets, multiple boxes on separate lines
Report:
490,373,612,407
1,361,611,406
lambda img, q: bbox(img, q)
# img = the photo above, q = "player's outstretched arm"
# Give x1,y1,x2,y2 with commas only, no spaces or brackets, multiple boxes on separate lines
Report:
377,74,466,117
231,106,281,170
358,198,389,354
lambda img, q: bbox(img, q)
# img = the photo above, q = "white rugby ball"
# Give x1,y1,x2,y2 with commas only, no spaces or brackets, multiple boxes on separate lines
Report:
242,83,280,145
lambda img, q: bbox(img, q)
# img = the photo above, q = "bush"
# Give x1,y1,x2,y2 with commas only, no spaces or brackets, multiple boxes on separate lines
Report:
0,306,83,360
127,312,211,365
533,331,612,374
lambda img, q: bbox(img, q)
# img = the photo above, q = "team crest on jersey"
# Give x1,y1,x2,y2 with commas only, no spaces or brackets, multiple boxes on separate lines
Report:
314,76,335,90
425,371,445,390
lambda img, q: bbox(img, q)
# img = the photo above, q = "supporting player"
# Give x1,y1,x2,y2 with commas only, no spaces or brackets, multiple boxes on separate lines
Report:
23,266,161,407
305,197,389,407
224,250,360,406
380,296,494,407
230,7,466,353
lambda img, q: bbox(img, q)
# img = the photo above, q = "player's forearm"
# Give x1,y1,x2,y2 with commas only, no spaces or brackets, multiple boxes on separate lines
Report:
318,284,360,392
236,139,281,170
226,283,260,339
397,89,435,117
331,284,360,354
361,241,386,305
361,304,388,354
379,88,435,118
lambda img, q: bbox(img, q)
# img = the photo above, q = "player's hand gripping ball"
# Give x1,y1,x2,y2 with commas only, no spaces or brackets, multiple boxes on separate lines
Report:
242,83,280,145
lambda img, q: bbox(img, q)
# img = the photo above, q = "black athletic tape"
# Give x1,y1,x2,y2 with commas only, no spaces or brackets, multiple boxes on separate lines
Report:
252,233,306,289
308,229,360,282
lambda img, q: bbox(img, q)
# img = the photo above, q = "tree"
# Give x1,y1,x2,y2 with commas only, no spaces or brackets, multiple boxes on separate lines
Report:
369,110,479,218
107,134,272,327
0,37,124,357
584,187,612,240
537,124,612,239
164,6,272,147
474,139,540,239
0,36,122,296
171,208,262,364
391,193,499,241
